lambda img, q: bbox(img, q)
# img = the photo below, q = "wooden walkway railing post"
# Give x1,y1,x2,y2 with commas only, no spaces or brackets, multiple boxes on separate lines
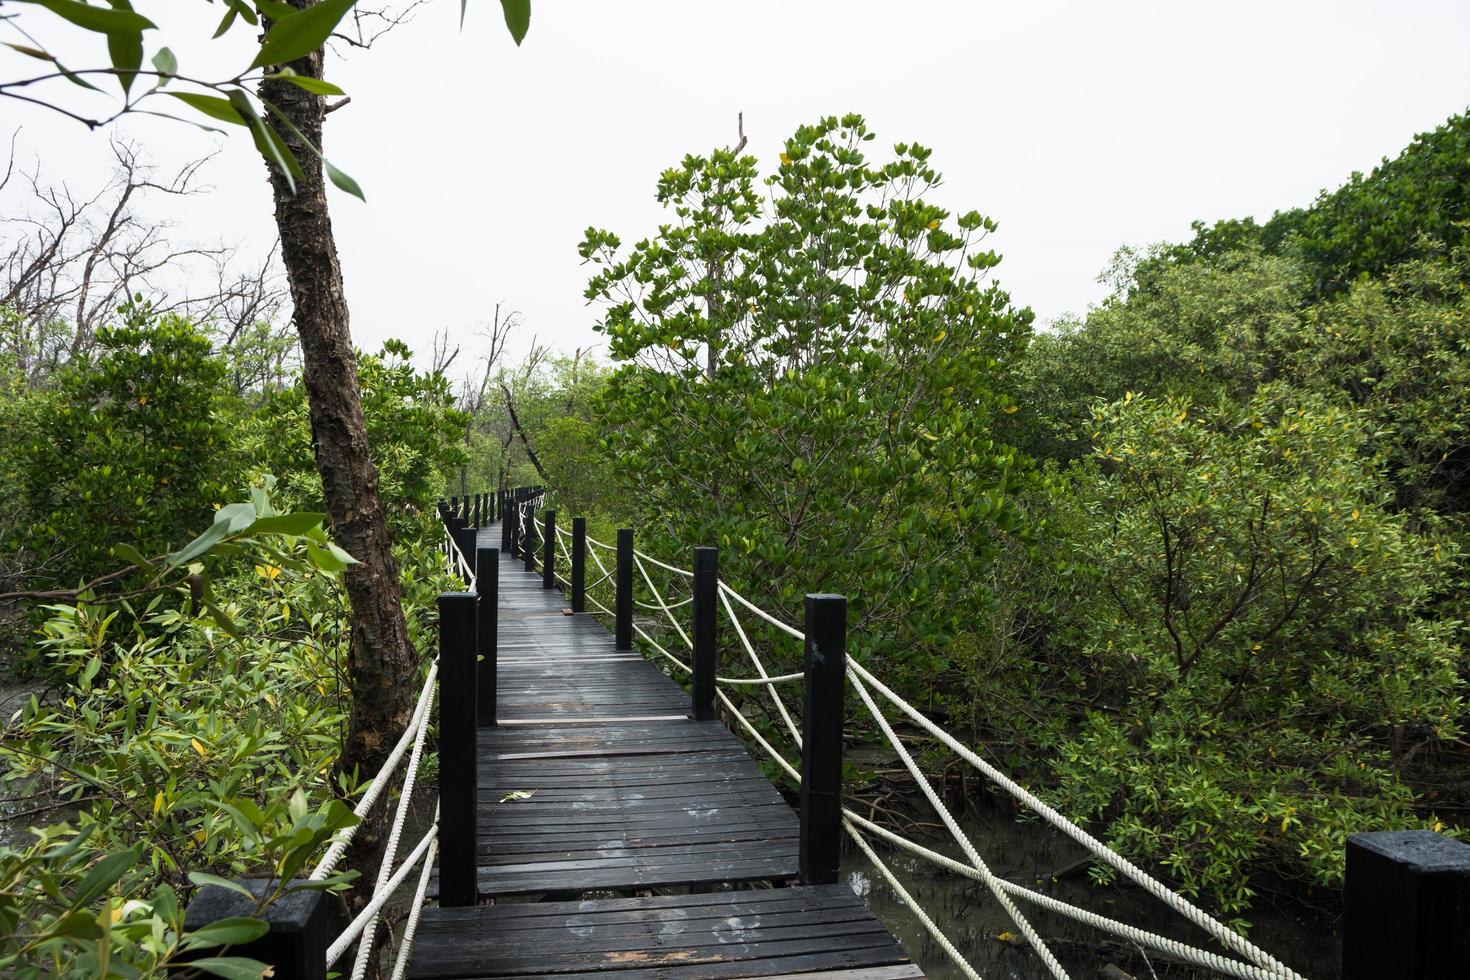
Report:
800,593,846,886
571,517,586,612
476,545,499,728
615,528,633,651
542,509,556,589
691,546,717,721
453,526,477,584
523,500,537,573
182,879,332,980
438,591,479,907
500,492,512,552
508,497,522,559
1343,830,1470,978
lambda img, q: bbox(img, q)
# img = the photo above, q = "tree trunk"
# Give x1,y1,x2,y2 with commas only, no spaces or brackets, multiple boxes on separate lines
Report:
259,4,417,900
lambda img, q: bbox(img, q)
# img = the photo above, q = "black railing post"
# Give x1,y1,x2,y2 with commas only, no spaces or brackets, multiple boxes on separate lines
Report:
473,493,483,528
182,880,332,980
800,593,846,886
571,517,587,613
501,493,512,552
615,528,633,651
438,591,478,907
507,498,520,559
450,495,459,520
691,547,718,721
524,503,537,573
1343,830,1470,978
476,545,498,728
542,510,557,589
453,526,477,585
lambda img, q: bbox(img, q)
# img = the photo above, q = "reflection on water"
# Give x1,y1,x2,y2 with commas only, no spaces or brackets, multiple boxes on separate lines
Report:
839,792,1340,980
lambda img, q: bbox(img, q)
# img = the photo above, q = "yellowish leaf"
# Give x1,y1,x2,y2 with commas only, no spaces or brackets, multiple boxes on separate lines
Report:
153,790,165,815
779,151,791,164
191,737,207,758
927,219,940,230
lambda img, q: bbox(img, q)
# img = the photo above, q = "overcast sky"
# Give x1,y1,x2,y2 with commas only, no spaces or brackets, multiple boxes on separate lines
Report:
5,1,1469,370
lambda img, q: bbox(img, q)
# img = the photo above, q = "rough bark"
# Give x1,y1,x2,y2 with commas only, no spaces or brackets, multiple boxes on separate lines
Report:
258,4,417,901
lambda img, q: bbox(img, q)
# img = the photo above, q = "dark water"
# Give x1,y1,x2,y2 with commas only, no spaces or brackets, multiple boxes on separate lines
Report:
839,786,1340,980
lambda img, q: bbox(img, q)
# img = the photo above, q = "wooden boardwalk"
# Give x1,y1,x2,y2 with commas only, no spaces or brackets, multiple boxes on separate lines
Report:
407,527,920,980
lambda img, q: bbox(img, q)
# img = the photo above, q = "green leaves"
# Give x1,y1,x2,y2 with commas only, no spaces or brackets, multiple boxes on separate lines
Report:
188,957,276,980
265,71,346,96
103,0,144,95
167,92,247,126
250,0,358,69
184,916,270,950
250,512,327,535
150,45,177,78
69,846,140,908
186,872,256,899
584,115,1033,675
500,0,531,45
21,0,155,34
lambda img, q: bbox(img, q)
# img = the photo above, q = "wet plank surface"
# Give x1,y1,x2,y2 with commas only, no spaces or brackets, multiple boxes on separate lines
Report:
408,885,922,980
471,527,799,896
411,523,917,980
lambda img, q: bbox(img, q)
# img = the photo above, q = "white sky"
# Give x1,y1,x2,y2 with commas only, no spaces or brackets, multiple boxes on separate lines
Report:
4,1,1469,369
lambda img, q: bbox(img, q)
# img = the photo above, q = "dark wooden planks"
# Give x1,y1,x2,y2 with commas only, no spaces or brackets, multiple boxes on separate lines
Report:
457,541,803,897
406,885,920,980
474,715,798,895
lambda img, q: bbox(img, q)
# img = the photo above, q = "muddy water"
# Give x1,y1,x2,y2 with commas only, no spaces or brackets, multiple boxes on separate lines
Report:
0,677,51,847
839,789,1341,980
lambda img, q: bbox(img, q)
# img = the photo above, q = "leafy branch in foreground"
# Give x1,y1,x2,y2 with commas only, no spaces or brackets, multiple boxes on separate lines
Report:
0,479,385,977
1,0,533,199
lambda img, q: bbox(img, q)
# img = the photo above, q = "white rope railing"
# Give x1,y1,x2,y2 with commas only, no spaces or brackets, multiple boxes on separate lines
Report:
310,663,438,881
718,580,805,639
840,811,1295,980
633,554,693,650
442,523,477,589
635,595,693,610
349,653,438,980
843,657,1304,978
715,671,802,686
849,665,1068,977
716,586,802,744
592,533,1309,980
325,809,438,968
633,548,693,578
388,831,439,980
845,819,982,980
